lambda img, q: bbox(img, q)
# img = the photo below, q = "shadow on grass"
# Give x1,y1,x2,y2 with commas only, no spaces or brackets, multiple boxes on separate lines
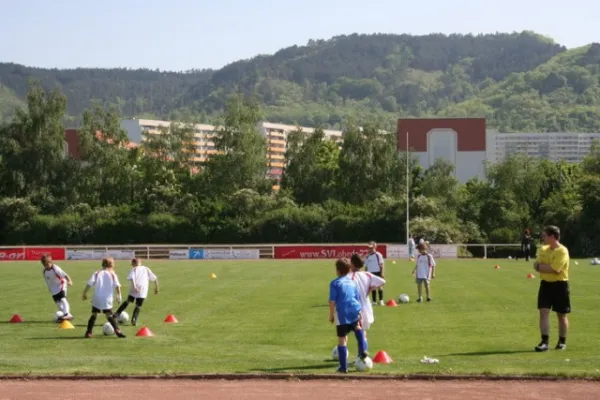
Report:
250,364,337,372
1,321,52,325
445,350,534,356
27,336,87,340
310,305,329,308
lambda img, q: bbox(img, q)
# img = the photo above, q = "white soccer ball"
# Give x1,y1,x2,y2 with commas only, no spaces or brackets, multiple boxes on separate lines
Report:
53,311,64,323
398,294,410,304
332,346,352,361
102,322,115,336
355,356,374,372
117,312,129,324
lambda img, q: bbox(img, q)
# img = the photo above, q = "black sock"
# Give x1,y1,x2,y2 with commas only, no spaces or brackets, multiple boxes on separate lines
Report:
116,301,129,315
371,291,376,303
132,307,141,322
559,336,566,344
106,314,119,332
86,314,97,334
541,334,549,344
378,289,384,302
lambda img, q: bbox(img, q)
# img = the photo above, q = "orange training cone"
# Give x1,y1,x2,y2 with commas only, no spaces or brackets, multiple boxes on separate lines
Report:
527,273,535,279
494,265,500,269
164,314,178,323
386,299,398,307
136,327,154,337
373,350,393,364
9,314,23,323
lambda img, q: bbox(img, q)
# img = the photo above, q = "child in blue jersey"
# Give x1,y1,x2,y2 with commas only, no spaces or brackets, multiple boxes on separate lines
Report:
329,258,369,373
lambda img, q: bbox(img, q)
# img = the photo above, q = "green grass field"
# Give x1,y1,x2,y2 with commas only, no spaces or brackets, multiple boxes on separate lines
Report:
0,258,599,377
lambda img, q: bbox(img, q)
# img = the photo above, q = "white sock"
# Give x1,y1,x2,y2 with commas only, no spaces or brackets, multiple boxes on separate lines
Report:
60,298,70,315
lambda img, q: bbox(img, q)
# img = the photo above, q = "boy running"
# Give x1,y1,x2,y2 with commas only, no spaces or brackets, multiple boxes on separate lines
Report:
364,241,385,306
412,243,436,302
41,254,74,321
349,253,386,336
113,258,159,326
329,258,368,373
82,257,126,338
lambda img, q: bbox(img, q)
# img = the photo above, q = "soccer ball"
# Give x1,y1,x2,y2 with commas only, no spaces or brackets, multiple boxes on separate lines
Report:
355,356,374,372
331,346,351,361
102,322,115,336
398,294,410,304
117,312,129,324
53,311,64,323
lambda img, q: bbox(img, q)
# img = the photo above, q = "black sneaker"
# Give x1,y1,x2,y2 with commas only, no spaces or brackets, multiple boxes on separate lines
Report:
336,367,348,373
131,319,137,326
115,330,126,338
84,332,92,338
535,342,549,352
427,297,432,302
416,298,423,303
358,351,369,360
555,343,567,350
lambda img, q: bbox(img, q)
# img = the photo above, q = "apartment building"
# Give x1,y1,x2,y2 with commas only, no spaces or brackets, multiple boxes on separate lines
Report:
486,132,600,164
120,119,345,181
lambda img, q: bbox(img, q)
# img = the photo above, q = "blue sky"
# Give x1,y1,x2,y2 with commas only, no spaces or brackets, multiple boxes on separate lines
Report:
1,0,597,71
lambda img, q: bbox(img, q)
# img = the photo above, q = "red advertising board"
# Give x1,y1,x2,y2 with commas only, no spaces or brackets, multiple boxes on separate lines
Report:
0,248,25,261
25,247,66,261
274,245,387,259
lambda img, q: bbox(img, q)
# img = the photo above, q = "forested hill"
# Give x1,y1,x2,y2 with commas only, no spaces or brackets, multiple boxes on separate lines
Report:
3,31,600,131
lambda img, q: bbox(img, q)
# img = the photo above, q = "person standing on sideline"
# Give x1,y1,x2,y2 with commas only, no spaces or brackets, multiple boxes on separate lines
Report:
41,254,74,321
533,226,570,352
408,235,416,260
520,228,533,261
364,241,385,306
412,243,436,302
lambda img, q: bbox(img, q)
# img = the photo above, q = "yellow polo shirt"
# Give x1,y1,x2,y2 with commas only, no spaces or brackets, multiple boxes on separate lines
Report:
538,244,569,282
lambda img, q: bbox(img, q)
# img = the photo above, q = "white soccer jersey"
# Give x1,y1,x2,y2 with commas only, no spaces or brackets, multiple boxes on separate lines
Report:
348,271,386,330
43,265,68,295
87,269,121,310
415,253,436,279
364,252,384,273
127,265,157,299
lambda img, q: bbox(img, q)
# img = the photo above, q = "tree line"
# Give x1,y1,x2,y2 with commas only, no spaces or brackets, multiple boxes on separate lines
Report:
0,82,599,257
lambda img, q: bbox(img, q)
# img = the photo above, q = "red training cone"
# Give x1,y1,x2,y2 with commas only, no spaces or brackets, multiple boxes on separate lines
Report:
9,314,23,323
164,314,178,323
136,326,154,337
494,265,501,269
386,299,398,307
527,273,535,279
373,350,393,364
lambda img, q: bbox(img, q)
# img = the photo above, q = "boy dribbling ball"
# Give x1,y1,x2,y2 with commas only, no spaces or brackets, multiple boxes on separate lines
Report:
82,257,126,338
41,254,74,321
113,258,159,326
349,253,386,338
329,258,368,373
412,243,436,302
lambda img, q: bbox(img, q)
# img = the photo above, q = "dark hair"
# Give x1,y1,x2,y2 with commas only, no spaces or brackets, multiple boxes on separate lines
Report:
544,225,561,240
131,258,140,265
350,253,364,269
335,258,351,275
40,254,51,263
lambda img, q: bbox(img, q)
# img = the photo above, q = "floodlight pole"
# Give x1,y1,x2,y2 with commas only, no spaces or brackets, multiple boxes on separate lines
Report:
406,130,410,245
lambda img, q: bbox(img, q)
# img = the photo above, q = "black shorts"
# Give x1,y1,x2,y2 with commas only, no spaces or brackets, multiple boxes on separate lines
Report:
538,280,571,314
91,307,112,314
336,319,361,337
52,291,66,302
127,295,145,307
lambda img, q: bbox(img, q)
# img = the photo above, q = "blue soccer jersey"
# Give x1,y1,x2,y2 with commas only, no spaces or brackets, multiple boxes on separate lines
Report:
329,276,361,325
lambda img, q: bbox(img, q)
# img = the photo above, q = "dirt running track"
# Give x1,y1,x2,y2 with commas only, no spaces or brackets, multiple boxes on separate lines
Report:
1,379,600,400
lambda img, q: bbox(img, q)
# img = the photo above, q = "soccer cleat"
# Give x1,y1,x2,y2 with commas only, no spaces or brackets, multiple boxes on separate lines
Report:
336,367,348,373
535,342,549,352
379,300,384,306
372,301,377,306
62,313,74,321
131,319,137,326
427,297,432,302
417,297,423,303
358,351,369,360
555,343,567,350
84,332,92,338
115,330,126,338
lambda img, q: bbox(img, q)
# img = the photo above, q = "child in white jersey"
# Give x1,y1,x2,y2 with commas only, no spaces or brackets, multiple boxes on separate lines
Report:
412,243,436,302
82,257,126,338
113,258,159,326
41,254,74,321
349,253,386,334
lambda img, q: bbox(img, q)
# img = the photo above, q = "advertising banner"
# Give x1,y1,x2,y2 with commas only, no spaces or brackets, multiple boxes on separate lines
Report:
25,247,66,261
169,249,190,259
427,244,458,258
66,249,96,260
0,248,25,261
188,248,205,259
104,250,136,260
274,245,387,259
203,249,260,260
387,245,409,259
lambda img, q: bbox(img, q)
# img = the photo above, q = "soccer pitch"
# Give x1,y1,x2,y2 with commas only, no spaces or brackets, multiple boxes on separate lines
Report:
1,258,599,377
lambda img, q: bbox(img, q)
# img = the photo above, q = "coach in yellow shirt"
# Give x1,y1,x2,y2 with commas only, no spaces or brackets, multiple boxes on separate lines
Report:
533,225,570,352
